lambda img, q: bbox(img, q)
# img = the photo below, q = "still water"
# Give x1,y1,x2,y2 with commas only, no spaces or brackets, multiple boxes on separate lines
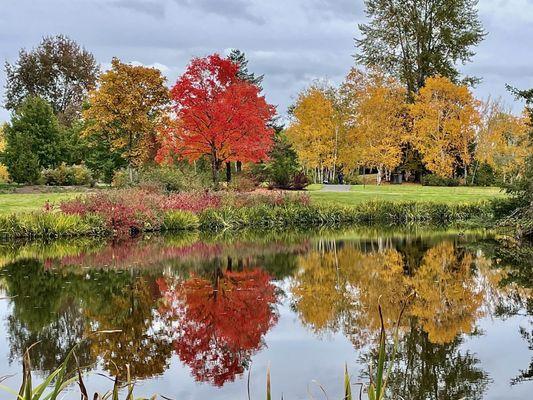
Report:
0,228,531,399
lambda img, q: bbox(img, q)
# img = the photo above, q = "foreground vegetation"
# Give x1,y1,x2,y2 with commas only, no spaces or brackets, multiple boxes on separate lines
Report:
0,188,501,240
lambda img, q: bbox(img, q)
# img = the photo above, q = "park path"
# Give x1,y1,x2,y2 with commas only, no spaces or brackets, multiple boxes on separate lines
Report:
320,184,351,192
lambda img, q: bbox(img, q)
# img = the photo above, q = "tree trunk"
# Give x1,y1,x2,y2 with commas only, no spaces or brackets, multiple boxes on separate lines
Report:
377,166,383,185
127,162,134,184
236,161,242,172
210,153,219,189
470,161,478,185
226,161,232,182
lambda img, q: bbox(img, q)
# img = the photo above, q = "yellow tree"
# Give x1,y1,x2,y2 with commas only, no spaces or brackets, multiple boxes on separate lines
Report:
83,58,170,179
410,76,480,179
286,84,342,183
340,68,408,184
476,99,529,182
0,124,9,183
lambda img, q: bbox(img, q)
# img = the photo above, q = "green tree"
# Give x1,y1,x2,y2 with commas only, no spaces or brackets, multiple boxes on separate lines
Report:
3,96,62,183
356,0,485,98
228,49,264,88
4,35,99,126
252,130,303,189
503,87,533,239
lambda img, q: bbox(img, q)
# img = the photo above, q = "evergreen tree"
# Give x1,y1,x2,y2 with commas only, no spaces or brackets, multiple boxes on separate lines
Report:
3,133,40,183
3,96,63,182
229,49,264,89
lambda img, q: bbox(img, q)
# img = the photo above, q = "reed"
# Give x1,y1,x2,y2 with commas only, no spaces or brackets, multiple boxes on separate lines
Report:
0,200,495,239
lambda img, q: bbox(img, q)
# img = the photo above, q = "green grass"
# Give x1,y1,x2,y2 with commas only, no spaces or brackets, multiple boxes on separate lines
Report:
0,193,82,215
305,183,324,191
309,184,506,206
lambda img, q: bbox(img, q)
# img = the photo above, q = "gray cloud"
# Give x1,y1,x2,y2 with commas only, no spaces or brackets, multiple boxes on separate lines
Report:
1,0,532,123
173,0,265,24
112,0,166,19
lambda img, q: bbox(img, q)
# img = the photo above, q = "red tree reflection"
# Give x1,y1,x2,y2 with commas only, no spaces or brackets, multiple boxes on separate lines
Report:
157,267,278,386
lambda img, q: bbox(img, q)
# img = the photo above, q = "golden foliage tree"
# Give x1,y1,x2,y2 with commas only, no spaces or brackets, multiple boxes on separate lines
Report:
339,68,408,184
286,84,343,183
0,124,9,183
83,58,170,177
476,99,530,181
410,76,480,178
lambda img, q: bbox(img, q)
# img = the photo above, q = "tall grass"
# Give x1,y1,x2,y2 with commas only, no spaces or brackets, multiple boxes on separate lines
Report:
0,212,107,239
0,199,495,239
199,201,493,231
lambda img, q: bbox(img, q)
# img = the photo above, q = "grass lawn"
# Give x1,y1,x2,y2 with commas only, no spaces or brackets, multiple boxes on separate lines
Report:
309,184,506,206
305,183,324,191
0,192,82,215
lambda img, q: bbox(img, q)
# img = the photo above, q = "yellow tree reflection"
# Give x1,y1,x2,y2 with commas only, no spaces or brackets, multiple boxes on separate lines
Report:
291,239,494,347
409,242,483,344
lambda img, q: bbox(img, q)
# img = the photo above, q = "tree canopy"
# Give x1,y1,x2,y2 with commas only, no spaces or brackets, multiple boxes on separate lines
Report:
83,58,170,172
3,96,63,183
356,0,485,97
410,76,480,178
4,35,99,126
156,54,275,187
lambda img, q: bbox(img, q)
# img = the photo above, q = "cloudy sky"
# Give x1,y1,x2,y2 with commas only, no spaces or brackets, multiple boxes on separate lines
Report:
1,0,533,123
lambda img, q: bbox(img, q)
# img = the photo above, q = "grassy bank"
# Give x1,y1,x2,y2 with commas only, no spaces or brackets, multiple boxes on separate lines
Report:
309,184,505,206
0,185,505,215
0,200,495,239
0,192,82,214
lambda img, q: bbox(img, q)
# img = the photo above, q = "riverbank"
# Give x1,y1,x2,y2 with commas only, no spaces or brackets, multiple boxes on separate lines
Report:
0,198,497,239
0,184,506,215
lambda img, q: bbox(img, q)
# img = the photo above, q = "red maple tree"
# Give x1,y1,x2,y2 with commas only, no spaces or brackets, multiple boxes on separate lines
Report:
157,268,278,386
156,54,276,186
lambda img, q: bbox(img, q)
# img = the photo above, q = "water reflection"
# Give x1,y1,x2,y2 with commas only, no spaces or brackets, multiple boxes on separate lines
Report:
0,229,531,397
291,238,491,347
158,266,278,386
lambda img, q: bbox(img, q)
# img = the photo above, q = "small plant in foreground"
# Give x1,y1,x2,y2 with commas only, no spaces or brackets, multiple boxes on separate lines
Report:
257,300,409,400
0,336,166,400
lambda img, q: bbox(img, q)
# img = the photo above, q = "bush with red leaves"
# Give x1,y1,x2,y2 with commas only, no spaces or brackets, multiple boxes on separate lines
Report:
59,189,309,236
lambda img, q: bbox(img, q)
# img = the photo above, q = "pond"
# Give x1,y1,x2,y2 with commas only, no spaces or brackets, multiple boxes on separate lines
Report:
0,228,531,399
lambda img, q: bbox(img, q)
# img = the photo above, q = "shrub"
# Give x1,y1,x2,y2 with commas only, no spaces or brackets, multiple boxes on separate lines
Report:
0,164,10,183
111,169,135,188
3,133,40,183
162,210,199,231
421,174,460,187
60,189,221,235
343,172,362,185
42,163,94,186
227,174,257,192
139,165,210,192
471,163,498,187
60,190,162,235
112,165,211,192
290,171,309,190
